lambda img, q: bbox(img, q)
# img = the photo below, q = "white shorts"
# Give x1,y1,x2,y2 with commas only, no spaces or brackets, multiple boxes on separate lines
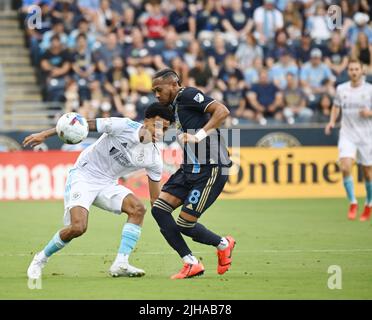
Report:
338,135,372,166
63,168,133,226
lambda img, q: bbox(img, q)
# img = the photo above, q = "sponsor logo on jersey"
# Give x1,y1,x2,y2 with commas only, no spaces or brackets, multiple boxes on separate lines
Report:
72,192,81,200
109,146,119,155
186,203,193,210
193,93,204,103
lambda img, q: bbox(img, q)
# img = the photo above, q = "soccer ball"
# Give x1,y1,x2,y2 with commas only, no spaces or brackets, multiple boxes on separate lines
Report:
56,112,89,144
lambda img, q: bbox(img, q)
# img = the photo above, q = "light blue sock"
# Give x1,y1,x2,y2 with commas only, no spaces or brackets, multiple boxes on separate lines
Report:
118,223,142,255
343,176,357,204
365,180,372,206
43,231,69,257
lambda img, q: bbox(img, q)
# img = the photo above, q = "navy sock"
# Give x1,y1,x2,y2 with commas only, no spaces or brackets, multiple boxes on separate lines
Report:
177,216,221,246
151,199,192,258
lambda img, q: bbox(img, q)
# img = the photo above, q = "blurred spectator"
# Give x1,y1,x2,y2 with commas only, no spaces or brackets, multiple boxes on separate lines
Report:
346,12,372,47
351,32,372,76
68,18,96,51
266,30,293,68
283,72,313,124
247,69,283,125
188,56,214,93
221,0,253,41
24,0,370,127
153,29,183,69
77,0,100,20
119,6,136,39
40,18,68,53
51,0,81,34
124,28,153,70
129,63,153,95
104,56,130,102
207,33,229,77
65,80,80,113
184,39,202,69
300,48,335,103
282,1,302,41
223,75,254,127
94,0,121,35
243,56,263,88
78,99,98,120
40,35,71,102
269,50,298,90
293,32,315,65
139,0,168,40
338,0,357,40
253,0,284,46
128,63,154,119
170,56,189,86
306,1,331,44
323,32,349,84
93,32,122,75
195,0,223,40
25,1,54,66
70,33,95,100
217,54,245,91
168,0,196,41
235,33,263,70
312,93,333,123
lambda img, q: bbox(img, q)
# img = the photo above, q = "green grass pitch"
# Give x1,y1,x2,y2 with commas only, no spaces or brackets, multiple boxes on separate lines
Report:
1,199,372,299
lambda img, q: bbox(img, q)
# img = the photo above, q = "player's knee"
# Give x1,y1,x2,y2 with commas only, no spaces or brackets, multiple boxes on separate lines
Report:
340,164,352,176
129,203,146,219
70,223,87,238
176,216,196,235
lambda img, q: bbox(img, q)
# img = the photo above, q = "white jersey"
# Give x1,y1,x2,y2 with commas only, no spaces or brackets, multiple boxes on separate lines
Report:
74,117,163,182
334,80,372,143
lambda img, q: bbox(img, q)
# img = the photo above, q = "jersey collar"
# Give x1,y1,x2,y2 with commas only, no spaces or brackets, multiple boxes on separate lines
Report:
170,87,185,110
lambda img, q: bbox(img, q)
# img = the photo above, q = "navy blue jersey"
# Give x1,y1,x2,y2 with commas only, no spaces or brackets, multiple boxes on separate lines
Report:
170,87,231,173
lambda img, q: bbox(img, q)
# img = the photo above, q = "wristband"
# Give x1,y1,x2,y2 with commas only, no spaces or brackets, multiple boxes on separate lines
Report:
195,129,207,142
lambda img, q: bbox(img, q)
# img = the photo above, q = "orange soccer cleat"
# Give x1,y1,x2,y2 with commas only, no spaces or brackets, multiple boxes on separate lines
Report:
217,236,236,275
347,203,358,220
359,205,371,222
171,262,205,279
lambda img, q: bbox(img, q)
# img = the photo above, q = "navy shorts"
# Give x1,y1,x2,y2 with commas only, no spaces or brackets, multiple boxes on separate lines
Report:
161,166,228,217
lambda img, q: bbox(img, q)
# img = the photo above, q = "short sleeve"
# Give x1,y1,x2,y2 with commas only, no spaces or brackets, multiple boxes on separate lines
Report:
96,117,141,135
180,87,215,112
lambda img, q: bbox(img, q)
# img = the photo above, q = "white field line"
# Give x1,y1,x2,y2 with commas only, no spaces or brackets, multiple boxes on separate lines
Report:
1,248,372,257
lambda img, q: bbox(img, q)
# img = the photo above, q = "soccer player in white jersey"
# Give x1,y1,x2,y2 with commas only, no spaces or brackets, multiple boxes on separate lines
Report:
23,103,174,279
325,59,372,221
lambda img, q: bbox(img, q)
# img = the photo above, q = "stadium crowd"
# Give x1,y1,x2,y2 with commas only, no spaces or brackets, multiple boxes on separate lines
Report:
21,0,372,126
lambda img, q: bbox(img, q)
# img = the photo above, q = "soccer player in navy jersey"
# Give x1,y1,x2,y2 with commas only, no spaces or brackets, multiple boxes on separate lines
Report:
151,68,236,279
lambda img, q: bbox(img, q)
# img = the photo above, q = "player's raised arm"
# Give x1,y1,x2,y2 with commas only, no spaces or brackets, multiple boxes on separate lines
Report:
23,119,97,148
22,127,57,148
